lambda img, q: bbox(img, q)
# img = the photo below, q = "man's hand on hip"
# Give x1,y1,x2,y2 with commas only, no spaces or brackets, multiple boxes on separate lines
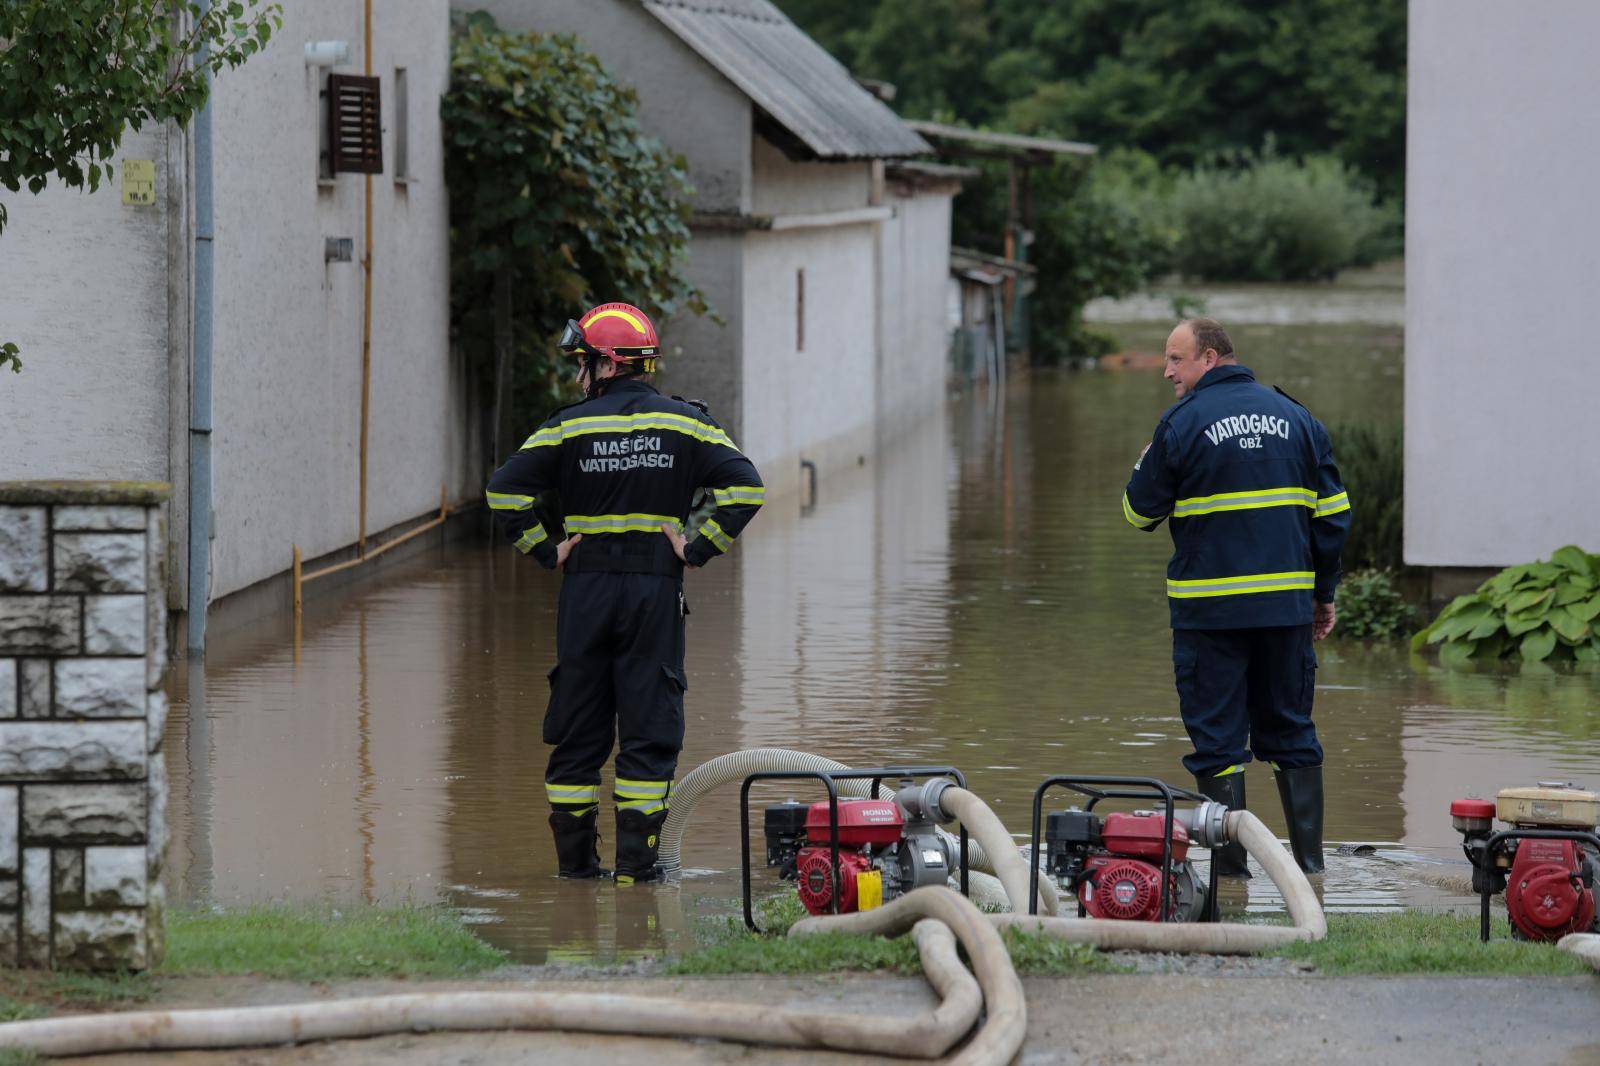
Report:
1312,601,1336,641
661,522,696,567
555,533,582,569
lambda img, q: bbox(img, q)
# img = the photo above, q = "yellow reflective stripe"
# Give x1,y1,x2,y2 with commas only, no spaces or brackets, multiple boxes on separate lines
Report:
1167,571,1315,599
1172,487,1316,518
522,413,736,450
614,779,671,799
1215,764,1246,777
616,798,670,814
1123,493,1163,528
566,514,684,535
486,491,534,511
582,307,650,337
546,783,598,802
1315,492,1350,517
702,518,732,552
515,526,549,553
712,486,765,506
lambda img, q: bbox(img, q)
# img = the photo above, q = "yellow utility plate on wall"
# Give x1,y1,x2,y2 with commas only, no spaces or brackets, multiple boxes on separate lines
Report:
122,159,155,206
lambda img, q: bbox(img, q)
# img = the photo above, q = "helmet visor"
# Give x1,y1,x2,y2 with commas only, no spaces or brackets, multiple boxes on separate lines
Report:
558,319,594,356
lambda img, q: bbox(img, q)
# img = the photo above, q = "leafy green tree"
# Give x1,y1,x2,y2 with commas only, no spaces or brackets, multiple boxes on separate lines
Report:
0,1,282,373
443,15,704,461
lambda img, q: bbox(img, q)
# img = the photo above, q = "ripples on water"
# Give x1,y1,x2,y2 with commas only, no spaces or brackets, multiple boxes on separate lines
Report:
166,279,1599,961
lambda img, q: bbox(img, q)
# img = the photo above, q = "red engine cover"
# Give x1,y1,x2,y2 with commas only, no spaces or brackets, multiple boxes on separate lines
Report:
803,799,903,848
1081,856,1165,921
1506,839,1596,941
795,846,874,915
1100,810,1190,862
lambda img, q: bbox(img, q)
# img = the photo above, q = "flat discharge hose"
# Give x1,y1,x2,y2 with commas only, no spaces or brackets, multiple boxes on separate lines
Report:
0,913,984,1060
657,749,1062,915
1558,932,1600,973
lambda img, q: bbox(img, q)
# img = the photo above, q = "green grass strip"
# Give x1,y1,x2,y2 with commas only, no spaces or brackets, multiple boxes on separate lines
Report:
164,904,509,981
1273,911,1596,975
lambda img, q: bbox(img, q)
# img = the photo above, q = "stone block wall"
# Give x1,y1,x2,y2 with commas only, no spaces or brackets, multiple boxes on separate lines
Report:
0,482,169,971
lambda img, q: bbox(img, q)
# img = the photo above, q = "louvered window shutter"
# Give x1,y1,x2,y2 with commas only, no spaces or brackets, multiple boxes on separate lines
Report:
328,74,383,175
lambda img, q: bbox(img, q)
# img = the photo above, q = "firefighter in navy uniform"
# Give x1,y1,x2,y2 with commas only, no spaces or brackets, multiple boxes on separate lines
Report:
486,302,764,883
1123,318,1350,876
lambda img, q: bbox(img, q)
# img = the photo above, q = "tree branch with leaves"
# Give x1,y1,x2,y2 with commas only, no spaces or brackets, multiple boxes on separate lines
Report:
0,0,282,373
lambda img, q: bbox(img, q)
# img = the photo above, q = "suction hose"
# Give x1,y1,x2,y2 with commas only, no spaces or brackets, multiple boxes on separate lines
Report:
0,910,987,1060
658,748,1061,914
1558,932,1600,973
791,886,1027,1066
991,810,1326,953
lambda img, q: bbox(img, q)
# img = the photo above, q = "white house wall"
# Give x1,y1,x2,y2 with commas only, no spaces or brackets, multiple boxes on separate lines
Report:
208,0,462,601
0,125,172,482
749,137,869,216
879,186,956,436
741,224,878,500
1405,0,1600,566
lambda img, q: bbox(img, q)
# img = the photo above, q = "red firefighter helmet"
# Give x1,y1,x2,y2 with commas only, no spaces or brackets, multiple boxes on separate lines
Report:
559,302,660,370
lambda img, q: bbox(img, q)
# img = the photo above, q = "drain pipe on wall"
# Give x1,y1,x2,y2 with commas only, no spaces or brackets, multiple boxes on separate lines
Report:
186,0,216,654
357,0,376,556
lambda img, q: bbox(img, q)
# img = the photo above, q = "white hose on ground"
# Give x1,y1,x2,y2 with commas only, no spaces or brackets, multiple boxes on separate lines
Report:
960,868,1011,911
1558,932,1600,973
658,749,1060,914
989,810,1325,954
0,917,982,1060
792,886,1027,1066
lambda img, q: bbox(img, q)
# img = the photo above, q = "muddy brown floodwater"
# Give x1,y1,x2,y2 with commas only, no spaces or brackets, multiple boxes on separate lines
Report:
164,273,1600,963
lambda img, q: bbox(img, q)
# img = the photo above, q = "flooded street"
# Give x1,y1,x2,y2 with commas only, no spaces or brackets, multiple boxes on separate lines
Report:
164,275,1600,963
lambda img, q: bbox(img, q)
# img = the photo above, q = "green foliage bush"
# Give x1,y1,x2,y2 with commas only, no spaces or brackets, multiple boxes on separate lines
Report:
444,14,703,447
1336,570,1414,640
1413,546,1600,664
1327,421,1403,571
1169,153,1393,282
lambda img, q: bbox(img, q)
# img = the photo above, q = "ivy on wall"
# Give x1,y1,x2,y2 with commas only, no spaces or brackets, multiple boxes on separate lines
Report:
443,14,705,454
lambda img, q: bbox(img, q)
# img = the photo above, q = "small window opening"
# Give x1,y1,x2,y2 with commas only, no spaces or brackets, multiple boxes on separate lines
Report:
796,268,805,351
393,67,409,182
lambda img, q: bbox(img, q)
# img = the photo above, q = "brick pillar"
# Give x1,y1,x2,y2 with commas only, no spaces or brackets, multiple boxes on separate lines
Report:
0,481,169,971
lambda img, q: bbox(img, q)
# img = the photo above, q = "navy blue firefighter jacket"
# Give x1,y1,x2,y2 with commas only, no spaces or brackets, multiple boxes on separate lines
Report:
1122,364,1351,630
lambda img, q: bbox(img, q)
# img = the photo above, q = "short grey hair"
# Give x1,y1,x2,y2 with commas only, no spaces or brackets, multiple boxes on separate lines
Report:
1181,317,1234,361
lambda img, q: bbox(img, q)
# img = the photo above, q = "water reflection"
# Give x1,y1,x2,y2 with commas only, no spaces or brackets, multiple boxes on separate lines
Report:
165,300,1600,962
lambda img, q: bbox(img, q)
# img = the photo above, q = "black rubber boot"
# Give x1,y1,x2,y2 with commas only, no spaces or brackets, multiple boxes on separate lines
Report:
615,808,669,884
1194,771,1252,879
549,808,608,879
1274,764,1325,875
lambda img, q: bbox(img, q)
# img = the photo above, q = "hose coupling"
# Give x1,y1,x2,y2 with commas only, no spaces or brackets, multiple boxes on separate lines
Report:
898,777,958,825
1179,800,1232,847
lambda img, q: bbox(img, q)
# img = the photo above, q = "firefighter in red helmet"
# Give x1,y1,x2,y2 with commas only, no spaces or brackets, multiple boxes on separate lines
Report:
485,302,765,882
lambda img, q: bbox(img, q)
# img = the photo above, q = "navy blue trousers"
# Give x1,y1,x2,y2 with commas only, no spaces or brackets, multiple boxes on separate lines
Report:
544,573,687,791
1172,624,1323,777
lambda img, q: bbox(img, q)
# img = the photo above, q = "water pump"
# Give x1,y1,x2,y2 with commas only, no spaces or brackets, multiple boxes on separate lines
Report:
1451,782,1600,942
764,783,959,916
1044,808,1210,922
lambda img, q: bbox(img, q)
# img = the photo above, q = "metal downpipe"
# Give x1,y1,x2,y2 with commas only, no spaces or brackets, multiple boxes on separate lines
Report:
186,0,215,653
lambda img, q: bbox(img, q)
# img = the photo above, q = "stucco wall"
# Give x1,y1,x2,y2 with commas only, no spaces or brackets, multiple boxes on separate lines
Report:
749,137,870,216
463,0,753,213
1405,0,1600,566
741,224,878,500
0,128,172,482
879,185,956,436
208,0,461,601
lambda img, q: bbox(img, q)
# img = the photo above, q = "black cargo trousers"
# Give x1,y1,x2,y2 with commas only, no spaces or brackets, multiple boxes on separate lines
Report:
543,566,687,847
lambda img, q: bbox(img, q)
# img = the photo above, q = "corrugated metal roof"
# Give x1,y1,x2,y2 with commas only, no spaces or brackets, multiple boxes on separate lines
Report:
641,0,930,161
907,120,1096,158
